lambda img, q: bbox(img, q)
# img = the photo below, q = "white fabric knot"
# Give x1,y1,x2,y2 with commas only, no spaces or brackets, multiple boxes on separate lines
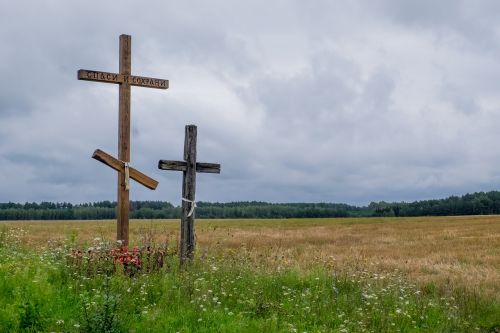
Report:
182,197,196,217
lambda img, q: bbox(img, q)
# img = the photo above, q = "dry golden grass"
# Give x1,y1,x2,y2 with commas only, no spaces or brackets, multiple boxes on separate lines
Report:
2,215,499,299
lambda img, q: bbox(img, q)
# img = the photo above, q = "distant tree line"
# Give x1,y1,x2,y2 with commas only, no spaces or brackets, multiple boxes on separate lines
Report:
368,191,500,217
2,191,500,220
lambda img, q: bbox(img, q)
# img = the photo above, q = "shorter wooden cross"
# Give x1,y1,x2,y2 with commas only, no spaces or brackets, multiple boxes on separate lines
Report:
158,125,220,263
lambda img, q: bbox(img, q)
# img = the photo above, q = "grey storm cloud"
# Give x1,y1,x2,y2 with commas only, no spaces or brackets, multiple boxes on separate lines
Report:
2,0,500,205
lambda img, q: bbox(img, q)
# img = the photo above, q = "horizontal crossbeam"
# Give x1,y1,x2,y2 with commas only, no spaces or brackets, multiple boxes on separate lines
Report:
78,69,169,89
93,149,159,189
158,160,221,174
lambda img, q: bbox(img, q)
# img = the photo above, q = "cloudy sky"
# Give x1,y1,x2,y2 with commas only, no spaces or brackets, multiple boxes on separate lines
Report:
2,1,500,205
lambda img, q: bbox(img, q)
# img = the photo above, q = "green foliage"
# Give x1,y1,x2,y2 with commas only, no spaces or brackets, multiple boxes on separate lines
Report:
80,277,122,333
0,232,498,333
4,191,500,220
0,200,373,220
18,300,43,332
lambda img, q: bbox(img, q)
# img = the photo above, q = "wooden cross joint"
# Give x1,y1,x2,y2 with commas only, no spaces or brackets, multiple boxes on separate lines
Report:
93,149,158,190
158,160,221,174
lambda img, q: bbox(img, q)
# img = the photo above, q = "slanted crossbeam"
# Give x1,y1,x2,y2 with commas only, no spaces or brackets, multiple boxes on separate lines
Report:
158,125,220,263
92,149,158,190
78,34,168,245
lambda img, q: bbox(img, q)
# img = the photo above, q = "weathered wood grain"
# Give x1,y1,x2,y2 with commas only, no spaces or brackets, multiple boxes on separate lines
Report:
158,125,220,264
158,160,221,173
196,162,221,174
78,70,168,89
92,149,158,190
181,125,197,263
117,34,132,245
78,70,121,84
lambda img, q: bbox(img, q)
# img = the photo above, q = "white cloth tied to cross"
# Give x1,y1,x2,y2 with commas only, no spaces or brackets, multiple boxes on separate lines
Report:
182,197,196,217
124,162,130,190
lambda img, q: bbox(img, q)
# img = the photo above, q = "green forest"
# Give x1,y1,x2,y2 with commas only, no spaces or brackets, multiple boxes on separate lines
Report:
1,191,500,220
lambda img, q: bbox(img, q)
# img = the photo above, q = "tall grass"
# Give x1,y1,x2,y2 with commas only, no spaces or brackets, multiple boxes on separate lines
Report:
0,226,499,332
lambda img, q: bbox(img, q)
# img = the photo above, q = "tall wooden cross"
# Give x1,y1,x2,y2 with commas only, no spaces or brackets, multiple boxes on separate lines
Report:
158,125,220,263
78,34,169,246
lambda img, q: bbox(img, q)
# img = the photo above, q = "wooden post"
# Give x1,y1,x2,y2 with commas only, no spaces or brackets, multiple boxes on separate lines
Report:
78,34,168,246
118,34,131,245
158,125,220,264
181,125,197,262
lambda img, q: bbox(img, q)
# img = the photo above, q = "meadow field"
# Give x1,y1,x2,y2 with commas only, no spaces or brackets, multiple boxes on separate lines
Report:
0,216,499,332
